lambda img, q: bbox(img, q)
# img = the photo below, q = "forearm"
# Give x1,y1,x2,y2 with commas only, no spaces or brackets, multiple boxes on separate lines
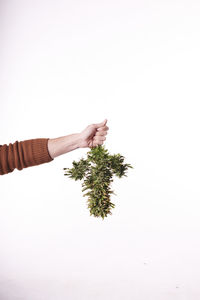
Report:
47,133,81,159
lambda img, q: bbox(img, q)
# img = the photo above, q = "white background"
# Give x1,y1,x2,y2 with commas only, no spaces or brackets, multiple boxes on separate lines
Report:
1,0,200,299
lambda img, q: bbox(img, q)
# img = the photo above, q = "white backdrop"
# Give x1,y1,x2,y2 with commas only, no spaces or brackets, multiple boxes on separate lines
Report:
1,0,200,299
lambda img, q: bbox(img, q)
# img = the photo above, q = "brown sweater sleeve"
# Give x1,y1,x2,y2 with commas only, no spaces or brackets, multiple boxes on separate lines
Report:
0,138,54,175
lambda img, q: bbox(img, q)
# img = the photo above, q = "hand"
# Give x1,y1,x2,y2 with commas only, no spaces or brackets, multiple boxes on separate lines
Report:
79,119,109,148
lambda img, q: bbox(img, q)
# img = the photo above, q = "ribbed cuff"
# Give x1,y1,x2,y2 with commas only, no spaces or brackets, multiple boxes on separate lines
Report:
30,138,54,165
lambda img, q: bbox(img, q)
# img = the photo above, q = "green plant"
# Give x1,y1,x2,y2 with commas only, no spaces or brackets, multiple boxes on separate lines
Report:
63,145,133,219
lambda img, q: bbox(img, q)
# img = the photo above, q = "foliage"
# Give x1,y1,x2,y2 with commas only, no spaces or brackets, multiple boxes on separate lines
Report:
63,145,133,219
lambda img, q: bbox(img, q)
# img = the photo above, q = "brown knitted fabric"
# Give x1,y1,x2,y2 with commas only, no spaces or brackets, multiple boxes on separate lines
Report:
0,138,54,175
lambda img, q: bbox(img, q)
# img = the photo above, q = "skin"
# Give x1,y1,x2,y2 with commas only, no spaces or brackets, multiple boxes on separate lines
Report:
47,119,109,159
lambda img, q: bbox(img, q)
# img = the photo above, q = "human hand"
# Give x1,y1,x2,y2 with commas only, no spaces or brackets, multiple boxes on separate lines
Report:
79,119,109,148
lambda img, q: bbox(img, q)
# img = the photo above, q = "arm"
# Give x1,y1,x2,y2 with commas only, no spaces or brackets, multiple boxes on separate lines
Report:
0,119,109,176
47,119,109,159
0,138,53,175
47,133,81,159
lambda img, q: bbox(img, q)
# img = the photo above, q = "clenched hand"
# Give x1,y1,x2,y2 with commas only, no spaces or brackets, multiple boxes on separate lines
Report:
79,119,109,148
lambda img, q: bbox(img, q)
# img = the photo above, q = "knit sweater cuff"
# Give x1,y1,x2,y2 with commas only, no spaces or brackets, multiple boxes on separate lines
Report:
30,138,54,165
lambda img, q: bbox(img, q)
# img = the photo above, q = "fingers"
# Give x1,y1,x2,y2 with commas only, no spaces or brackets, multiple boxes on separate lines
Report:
94,135,106,141
92,120,109,146
94,119,107,128
97,126,109,131
95,124,109,145
93,139,104,146
93,136,106,147
95,131,108,136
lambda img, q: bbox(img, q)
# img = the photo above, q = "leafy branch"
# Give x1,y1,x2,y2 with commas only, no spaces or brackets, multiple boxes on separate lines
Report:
63,145,133,219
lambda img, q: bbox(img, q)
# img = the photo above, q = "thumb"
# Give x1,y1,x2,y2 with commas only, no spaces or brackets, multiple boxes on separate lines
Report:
94,119,107,129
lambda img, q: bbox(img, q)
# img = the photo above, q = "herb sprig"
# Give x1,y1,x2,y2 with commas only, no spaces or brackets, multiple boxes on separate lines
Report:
63,145,133,219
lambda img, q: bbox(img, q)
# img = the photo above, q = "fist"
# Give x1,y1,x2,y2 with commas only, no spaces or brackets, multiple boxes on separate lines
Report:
79,119,109,148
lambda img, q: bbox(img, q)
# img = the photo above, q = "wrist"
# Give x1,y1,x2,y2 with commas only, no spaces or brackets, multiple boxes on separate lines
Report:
73,133,82,149
62,133,82,153
77,132,89,148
